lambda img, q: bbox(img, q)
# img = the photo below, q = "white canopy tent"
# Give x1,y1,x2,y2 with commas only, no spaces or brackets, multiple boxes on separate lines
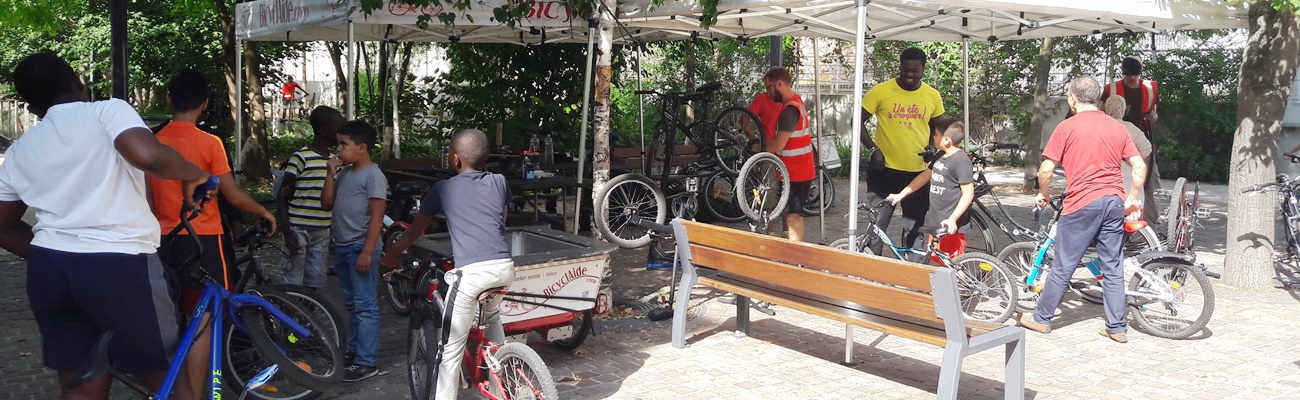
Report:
234,0,1247,242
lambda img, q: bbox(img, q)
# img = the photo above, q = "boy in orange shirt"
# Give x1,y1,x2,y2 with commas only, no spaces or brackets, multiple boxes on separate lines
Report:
149,69,277,397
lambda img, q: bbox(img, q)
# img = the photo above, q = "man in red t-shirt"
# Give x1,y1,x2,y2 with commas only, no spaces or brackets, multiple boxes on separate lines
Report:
747,76,783,140
1022,76,1147,343
281,76,307,120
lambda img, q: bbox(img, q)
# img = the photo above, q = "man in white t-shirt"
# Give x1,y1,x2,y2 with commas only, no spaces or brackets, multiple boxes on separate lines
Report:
0,53,213,399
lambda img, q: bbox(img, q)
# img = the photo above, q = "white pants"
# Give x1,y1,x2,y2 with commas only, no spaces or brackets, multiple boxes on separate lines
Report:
436,258,516,400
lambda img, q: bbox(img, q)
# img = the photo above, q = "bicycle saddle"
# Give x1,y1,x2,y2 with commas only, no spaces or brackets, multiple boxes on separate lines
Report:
1124,219,1148,233
478,286,510,302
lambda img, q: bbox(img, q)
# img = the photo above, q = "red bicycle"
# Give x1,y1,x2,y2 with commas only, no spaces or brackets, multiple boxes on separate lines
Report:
406,259,558,400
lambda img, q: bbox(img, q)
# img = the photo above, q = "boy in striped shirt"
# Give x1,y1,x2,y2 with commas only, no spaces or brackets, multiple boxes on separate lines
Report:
278,106,343,288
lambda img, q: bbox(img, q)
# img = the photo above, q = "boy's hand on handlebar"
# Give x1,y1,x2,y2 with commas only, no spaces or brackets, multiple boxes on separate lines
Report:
885,192,905,206
939,219,957,236
181,174,215,209
256,211,278,236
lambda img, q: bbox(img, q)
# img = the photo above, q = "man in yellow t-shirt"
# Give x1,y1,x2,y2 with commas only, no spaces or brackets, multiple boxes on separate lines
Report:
860,47,945,253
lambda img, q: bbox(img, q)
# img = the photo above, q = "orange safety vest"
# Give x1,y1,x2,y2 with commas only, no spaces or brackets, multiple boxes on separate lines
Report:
1106,79,1158,114
777,97,816,182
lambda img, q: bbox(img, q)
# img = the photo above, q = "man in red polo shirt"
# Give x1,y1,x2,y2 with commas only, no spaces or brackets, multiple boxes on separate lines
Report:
1022,76,1147,344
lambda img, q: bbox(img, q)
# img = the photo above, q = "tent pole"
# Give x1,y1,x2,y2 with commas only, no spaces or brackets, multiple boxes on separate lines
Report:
347,21,356,120
814,37,825,243
574,24,597,234
845,0,868,365
637,45,645,163
236,40,244,169
963,37,970,141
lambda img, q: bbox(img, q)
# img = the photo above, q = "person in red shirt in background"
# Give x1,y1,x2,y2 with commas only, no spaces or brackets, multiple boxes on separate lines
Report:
747,75,783,142
1021,76,1147,344
282,76,308,120
760,68,816,242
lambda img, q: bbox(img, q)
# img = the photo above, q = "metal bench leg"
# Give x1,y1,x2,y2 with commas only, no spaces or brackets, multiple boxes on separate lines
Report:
670,261,697,349
1004,333,1026,400
936,344,964,400
843,324,854,364
734,295,750,337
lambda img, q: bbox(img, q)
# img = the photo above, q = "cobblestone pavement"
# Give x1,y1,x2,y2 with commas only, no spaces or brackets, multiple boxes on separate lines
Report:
4,169,1300,399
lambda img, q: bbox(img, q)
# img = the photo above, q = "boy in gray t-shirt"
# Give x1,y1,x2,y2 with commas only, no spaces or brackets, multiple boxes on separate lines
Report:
381,128,515,400
322,120,387,382
886,119,975,251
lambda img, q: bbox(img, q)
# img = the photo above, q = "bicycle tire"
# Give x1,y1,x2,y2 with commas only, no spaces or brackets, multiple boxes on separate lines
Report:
238,292,345,390
829,236,876,256
964,211,999,256
549,309,594,351
949,252,1018,324
1165,177,1188,242
487,342,559,400
1127,258,1214,339
226,286,345,400
735,152,790,224
995,241,1045,313
801,169,836,215
594,173,667,248
700,172,746,223
714,107,766,174
384,254,415,316
407,300,442,400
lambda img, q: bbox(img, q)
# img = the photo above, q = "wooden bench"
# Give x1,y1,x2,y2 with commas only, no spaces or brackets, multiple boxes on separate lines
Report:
667,219,1025,400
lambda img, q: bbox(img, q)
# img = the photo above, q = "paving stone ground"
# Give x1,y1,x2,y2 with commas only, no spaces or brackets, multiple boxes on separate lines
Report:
3,167,1300,399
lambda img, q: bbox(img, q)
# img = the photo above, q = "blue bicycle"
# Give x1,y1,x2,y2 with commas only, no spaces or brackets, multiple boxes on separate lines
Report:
68,178,344,399
831,201,1019,324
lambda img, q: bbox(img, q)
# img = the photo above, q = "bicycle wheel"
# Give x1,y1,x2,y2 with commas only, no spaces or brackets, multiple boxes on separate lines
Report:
227,287,345,400
407,290,443,400
1164,177,1188,241
486,342,558,400
594,173,667,248
714,107,765,174
801,169,835,215
1126,224,1164,255
995,241,1045,312
549,309,593,351
384,258,415,316
949,252,1018,324
700,172,746,223
963,211,999,256
829,235,875,256
1127,258,1214,339
735,152,790,224
238,291,345,389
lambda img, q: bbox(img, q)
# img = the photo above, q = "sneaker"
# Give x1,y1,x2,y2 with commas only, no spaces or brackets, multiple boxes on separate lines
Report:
1098,328,1128,343
343,364,379,382
1017,314,1051,334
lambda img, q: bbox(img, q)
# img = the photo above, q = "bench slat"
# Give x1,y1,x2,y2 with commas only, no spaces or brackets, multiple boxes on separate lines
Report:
681,220,936,291
689,244,942,323
699,275,949,347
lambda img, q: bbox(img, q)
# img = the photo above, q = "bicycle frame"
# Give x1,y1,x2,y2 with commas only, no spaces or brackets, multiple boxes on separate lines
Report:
1022,223,1179,303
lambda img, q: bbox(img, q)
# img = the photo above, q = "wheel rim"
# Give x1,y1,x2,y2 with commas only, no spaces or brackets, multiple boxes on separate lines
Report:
1131,263,1209,335
955,258,1013,322
408,316,438,398
227,323,314,399
499,354,546,400
254,296,343,380
741,159,786,220
604,179,660,242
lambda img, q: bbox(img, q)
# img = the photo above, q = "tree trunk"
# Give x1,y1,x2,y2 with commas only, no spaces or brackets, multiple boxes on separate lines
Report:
591,0,616,315
327,42,348,112
1225,5,1300,289
212,0,239,159
241,42,273,184
1023,37,1056,192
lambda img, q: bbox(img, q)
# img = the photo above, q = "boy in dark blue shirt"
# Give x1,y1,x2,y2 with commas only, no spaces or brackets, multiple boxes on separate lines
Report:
382,128,514,400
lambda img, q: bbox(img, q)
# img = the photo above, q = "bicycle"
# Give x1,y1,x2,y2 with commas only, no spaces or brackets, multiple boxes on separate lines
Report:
68,178,345,399
996,196,1215,339
1163,177,1212,256
964,142,1163,256
800,140,837,216
407,266,558,400
1244,156,1300,288
636,82,765,177
830,201,1018,324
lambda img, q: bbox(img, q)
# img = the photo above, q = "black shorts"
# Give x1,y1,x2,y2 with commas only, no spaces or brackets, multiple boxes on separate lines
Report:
786,180,812,215
158,234,238,312
27,246,180,373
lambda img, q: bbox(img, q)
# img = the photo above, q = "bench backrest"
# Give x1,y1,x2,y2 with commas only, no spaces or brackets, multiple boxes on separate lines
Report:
673,219,945,325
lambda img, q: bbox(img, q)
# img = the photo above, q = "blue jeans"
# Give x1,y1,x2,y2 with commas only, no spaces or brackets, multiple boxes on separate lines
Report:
1033,195,1128,334
333,242,381,366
